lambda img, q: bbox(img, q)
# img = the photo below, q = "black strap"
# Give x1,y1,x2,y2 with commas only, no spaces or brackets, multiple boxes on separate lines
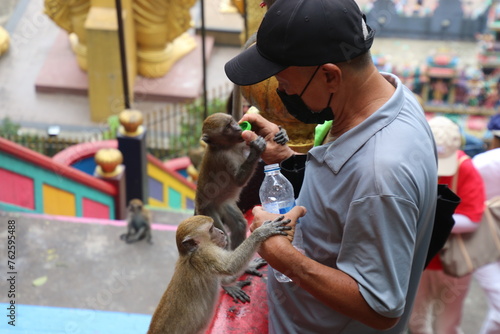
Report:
280,154,307,199
424,184,460,268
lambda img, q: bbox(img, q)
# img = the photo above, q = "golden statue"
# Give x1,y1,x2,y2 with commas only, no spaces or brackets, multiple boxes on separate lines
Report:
133,0,197,78
44,0,90,70
231,0,270,45
44,0,197,78
0,26,10,56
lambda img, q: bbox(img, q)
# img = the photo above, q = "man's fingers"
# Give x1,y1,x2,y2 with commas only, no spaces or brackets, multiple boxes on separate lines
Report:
252,205,265,216
289,206,307,219
240,112,264,125
241,130,258,143
240,113,277,134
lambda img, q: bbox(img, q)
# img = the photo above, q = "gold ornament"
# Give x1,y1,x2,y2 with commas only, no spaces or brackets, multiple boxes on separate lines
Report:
118,109,144,137
0,26,10,56
95,148,124,177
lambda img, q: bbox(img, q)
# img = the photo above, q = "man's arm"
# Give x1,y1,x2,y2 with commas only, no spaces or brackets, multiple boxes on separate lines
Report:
250,206,401,330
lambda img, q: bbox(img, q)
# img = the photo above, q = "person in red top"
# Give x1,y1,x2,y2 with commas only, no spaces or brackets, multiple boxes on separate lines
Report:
409,116,486,334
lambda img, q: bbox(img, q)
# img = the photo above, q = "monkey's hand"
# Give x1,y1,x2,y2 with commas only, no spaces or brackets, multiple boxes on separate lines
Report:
223,281,252,303
249,135,266,155
274,126,289,145
253,215,292,241
245,257,267,277
240,113,296,164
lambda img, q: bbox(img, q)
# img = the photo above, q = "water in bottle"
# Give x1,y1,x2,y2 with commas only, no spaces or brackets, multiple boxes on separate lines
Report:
259,163,303,282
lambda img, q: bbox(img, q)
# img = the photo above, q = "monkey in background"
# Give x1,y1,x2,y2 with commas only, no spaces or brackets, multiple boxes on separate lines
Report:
147,215,291,334
120,199,152,244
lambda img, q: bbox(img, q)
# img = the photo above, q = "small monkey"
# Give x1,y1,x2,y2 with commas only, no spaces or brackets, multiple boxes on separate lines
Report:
120,199,152,244
147,215,291,334
195,113,267,250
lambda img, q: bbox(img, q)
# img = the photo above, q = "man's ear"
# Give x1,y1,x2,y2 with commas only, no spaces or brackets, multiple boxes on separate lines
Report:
322,64,342,90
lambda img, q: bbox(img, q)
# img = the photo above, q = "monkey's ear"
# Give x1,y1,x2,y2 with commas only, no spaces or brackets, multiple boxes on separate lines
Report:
201,134,211,144
181,236,199,253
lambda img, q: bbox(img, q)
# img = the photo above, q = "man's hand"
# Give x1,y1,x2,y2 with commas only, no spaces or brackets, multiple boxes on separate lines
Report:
250,205,307,279
250,206,307,240
240,113,296,164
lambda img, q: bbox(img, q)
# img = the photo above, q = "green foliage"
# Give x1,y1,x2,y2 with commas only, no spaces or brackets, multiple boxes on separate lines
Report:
102,115,120,140
0,117,20,136
170,98,226,157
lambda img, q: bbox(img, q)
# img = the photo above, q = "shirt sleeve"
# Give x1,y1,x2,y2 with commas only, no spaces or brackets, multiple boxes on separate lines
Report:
336,195,418,318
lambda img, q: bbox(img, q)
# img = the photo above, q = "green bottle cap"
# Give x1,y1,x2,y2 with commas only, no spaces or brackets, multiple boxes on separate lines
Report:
239,121,252,131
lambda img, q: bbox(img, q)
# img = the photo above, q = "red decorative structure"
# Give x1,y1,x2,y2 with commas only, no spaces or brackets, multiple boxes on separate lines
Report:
206,267,269,334
82,197,111,219
0,168,35,210
206,210,270,334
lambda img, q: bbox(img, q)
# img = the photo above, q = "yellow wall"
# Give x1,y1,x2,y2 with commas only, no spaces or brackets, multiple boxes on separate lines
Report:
147,162,195,210
42,184,76,216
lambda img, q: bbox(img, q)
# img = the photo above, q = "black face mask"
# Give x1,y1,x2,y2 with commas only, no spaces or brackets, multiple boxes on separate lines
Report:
276,66,334,124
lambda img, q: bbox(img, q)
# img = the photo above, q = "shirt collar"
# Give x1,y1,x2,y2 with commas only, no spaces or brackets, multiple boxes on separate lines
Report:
308,72,404,174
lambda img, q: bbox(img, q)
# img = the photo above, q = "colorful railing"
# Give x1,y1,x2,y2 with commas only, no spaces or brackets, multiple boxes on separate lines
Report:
0,137,116,218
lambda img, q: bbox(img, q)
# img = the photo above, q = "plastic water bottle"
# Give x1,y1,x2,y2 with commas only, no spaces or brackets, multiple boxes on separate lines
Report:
259,163,303,283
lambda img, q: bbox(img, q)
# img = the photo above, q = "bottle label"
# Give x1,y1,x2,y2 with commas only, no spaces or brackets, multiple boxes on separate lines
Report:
262,200,296,214
278,204,295,214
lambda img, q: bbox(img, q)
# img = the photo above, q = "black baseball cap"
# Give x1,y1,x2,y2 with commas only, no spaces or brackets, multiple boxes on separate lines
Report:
225,0,375,86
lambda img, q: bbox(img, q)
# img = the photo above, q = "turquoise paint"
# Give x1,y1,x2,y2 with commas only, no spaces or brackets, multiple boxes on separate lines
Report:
168,187,182,209
0,152,115,219
34,178,44,213
0,303,151,334
0,202,37,213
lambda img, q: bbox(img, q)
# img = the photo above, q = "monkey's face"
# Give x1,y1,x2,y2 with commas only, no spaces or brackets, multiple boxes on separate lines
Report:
201,113,243,145
209,223,227,249
128,199,143,213
176,216,227,254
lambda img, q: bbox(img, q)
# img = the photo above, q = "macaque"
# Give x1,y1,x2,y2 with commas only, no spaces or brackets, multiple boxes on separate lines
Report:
120,199,152,244
147,215,291,334
194,113,267,250
194,113,289,301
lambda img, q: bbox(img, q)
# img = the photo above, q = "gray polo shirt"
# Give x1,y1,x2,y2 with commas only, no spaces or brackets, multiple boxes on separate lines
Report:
268,73,437,333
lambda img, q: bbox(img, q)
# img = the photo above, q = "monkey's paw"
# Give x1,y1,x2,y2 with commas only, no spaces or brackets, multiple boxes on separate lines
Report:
274,126,289,145
250,136,266,153
245,257,267,277
223,281,251,303
258,215,292,239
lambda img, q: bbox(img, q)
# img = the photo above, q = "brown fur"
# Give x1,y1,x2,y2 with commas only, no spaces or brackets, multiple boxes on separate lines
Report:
147,215,290,334
194,113,266,249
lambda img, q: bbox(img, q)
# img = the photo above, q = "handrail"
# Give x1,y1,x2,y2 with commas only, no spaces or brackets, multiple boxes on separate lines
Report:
0,137,116,195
